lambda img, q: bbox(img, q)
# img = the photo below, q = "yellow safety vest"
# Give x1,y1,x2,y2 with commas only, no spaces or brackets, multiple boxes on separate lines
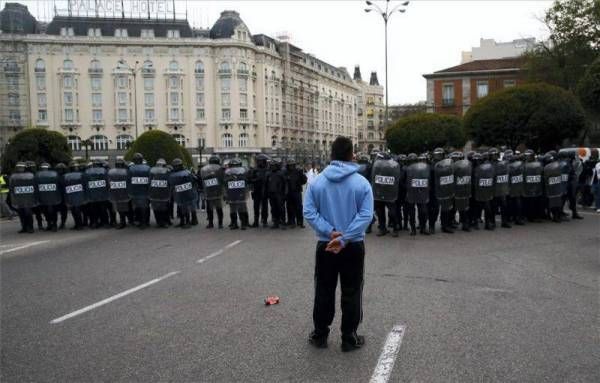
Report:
0,175,8,194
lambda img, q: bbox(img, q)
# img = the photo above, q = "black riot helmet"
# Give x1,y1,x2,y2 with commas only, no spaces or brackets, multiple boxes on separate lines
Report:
558,150,569,160
92,159,104,167
270,158,282,171
14,162,26,173
40,162,50,170
256,153,269,168
472,152,483,166
449,151,461,161
466,151,475,161
172,158,183,171
397,154,407,165
417,153,428,163
286,158,297,170
504,153,515,162
115,158,127,168
376,152,391,160
208,155,221,165
69,161,79,171
229,158,243,167
357,154,370,164
132,152,144,164
488,147,500,161
524,150,535,162
155,158,166,167
407,153,418,164
25,161,37,173
432,148,445,161
55,162,67,174
504,149,514,157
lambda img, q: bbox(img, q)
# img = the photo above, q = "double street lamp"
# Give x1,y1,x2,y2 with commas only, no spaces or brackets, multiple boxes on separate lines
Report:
365,0,410,132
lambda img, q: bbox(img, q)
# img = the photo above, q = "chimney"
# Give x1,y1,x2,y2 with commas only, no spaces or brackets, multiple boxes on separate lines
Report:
353,65,362,81
369,71,379,86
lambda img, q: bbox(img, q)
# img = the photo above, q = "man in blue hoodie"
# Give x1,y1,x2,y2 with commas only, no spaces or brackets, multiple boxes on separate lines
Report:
303,136,374,352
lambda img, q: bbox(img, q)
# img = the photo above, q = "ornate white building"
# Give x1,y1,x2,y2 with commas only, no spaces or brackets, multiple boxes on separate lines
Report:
0,4,382,163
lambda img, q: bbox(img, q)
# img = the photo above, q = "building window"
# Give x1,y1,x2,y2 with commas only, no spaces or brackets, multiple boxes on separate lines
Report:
240,109,248,120
117,76,127,88
116,134,133,150
220,77,230,91
170,92,179,106
144,109,155,121
169,61,179,72
221,93,230,107
63,59,74,70
476,81,489,98
172,134,185,146
169,76,179,89
36,76,46,90
35,59,45,72
91,77,101,91
167,30,180,39
115,28,128,37
68,135,81,151
64,109,74,122
442,83,454,106
219,61,231,74
63,75,73,88
64,92,73,106
503,79,516,88
239,133,249,147
239,78,248,93
195,61,204,74
9,110,21,121
89,59,102,72
222,133,233,147
141,29,154,38
8,94,19,106
90,135,108,151
144,93,154,107
144,77,154,90
222,109,231,121
170,108,179,121
38,110,47,122
240,94,248,107
196,93,204,106
118,109,128,122
91,93,101,107
93,110,102,122
118,92,127,106
195,77,204,91
196,109,205,120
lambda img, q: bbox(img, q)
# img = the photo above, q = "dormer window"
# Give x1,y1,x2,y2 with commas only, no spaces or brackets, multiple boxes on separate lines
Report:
167,30,180,39
141,29,154,38
61,27,74,36
88,28,101,37
115,28,128,38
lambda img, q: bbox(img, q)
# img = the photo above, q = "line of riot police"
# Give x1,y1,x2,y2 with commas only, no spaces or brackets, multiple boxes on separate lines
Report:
359,147,583,237
8,153,307,233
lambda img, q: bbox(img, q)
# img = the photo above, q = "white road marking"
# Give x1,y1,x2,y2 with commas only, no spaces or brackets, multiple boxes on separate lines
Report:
50,271,180,324
578,210,599,216
196,240,242,264
369,324,407,383
0,241,49,256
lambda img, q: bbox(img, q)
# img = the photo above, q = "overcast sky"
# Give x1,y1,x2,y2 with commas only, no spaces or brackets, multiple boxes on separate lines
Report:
12,0,553,104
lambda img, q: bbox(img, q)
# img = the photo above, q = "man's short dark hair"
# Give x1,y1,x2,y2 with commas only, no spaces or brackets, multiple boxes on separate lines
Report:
331,136,353,162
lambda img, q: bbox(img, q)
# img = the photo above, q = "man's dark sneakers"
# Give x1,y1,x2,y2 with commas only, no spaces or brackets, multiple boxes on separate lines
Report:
341,333,365,352
308,331,328,349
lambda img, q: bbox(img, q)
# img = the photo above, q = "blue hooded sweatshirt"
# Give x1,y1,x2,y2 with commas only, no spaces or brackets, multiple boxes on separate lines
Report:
303,161,374,246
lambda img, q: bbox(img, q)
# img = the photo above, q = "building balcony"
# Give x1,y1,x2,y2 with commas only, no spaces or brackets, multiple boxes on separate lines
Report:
218,69,232,76
194,69,204,75
34,68,46,73
237,69,250,76
166,119,184,126
88,68,103,75
442,99,455,107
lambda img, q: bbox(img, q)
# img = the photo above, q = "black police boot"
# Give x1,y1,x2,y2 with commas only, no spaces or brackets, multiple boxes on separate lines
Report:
230,213,239,230
429,224,436,235
206,221,214,229
420,226,430,235
251,219,259,228
341,332,365,353
241,213,249,230
391,229,399,238
376,228,388,237
410,226,417,236
191,211,198,226
308,330,329,349
442,225,454,234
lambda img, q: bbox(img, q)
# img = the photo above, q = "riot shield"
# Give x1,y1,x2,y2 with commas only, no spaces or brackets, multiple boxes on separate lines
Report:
108,168,130,204
36,169,61,206
371,158,400,202
200,163,224,200
224,167,248,203
523,161,543,197
149,166,170,202
63,171,87,207
128,164,151,202
170,169,197,207
434,158,455,210
508,161,524,198
85,167,109,202
544,161,563,208
405,162,430,205
453,159,472,211
494,160,509,197
474,162,495,202
9,172,37,209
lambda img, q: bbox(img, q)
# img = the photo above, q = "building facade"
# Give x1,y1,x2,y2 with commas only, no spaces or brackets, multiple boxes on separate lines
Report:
423,57,525,116
353,66,384,154
0,4,378,164
460,38,536,64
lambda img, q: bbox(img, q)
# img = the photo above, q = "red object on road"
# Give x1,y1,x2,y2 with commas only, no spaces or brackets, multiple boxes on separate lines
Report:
264,295,280,305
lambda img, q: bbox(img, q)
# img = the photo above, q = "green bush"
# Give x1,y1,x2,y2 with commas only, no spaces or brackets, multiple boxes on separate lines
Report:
124,130,192,168
385,113,466,154
1,128,71,173
464,83,586,152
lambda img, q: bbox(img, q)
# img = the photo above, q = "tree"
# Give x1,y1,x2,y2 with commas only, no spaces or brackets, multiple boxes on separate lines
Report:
576,57,600,143
464,83,586,152
525,0,599,91
385,113,466,154
1,129,71,173
124,130,193,168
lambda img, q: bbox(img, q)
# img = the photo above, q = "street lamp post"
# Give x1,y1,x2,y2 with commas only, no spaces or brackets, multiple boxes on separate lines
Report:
132,60,140,139
365,0,409,133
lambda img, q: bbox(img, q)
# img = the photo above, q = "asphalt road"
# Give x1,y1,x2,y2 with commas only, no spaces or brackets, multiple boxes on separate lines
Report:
1,210,599,382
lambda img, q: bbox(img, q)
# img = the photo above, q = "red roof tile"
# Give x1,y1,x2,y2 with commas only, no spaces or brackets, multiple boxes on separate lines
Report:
434,57,525,74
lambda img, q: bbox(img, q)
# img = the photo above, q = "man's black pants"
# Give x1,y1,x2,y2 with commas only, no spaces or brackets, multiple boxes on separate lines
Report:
313,241,364,337
286,191,303,226
252,191,269,225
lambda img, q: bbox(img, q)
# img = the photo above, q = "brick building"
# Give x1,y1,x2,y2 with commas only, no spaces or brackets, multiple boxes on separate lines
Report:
423,57,525,116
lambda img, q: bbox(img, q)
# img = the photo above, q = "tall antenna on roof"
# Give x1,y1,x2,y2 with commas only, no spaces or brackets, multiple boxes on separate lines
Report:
95,0,98,17
121,0,125,18
172,0,176,20
67,0,72,17
147,0,150,19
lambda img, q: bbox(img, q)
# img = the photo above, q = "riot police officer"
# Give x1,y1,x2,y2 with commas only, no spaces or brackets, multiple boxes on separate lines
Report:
490,148,511,228
224,158,249,230
267,158,287,229
200,155,225,229
248,153,270,228
108,159,130,229
35,163,62,232
63,161,87,230
85,159,110,228
395,154,408,232
169,158,197,229
9,162,36,233
433,149,455,234
567,151,584,220
54,162,69,229
506,152,525,225
472,152,495,230
357,154,374,233
452,152,472,232
543,152,563,222
149,158,171,228
405,153,430,235
371,152,400,237
25,161,44,230
128,153,151,229
285,159,308,228
523,150,543,222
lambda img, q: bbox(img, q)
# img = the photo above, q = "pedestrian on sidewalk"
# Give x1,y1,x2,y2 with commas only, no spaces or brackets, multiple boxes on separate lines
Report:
303,136,374,352
591,160,600,213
